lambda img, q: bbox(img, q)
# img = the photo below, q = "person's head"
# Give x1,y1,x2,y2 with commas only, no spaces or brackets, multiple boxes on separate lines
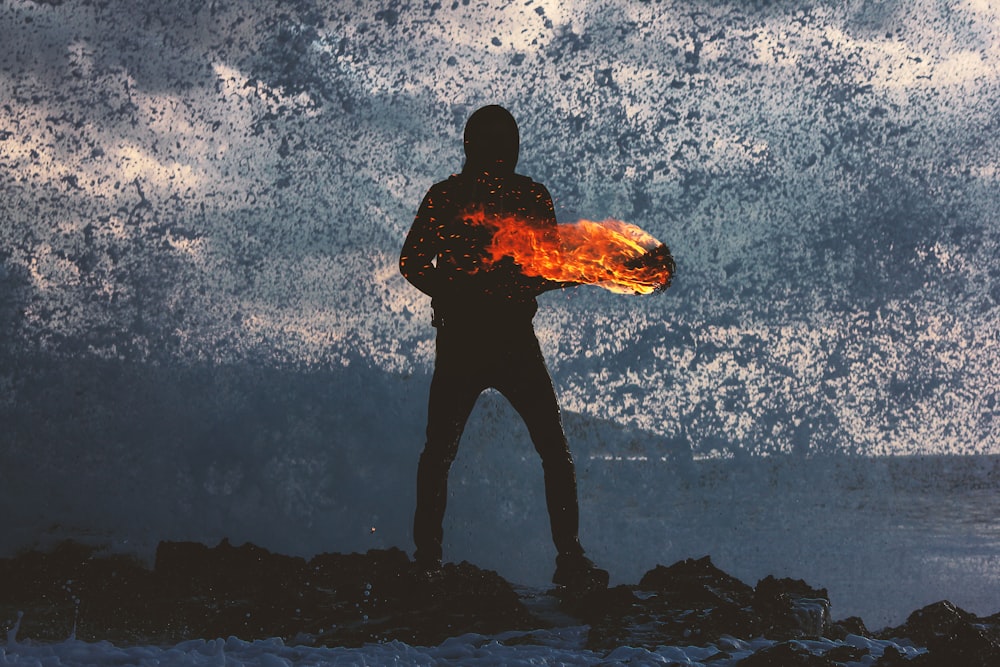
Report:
463,105,519,175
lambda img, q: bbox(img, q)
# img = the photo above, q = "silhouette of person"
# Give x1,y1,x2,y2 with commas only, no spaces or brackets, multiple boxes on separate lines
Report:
400,105,607,587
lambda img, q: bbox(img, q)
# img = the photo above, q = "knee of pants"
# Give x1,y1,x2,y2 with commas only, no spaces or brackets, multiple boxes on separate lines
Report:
539,446,575,474
529,425,572,460
419,437,460,472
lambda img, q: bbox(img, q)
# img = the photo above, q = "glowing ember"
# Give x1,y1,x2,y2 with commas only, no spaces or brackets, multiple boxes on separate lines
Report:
466,211,675,294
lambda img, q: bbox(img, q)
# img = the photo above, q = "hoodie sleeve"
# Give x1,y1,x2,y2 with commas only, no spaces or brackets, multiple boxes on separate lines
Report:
399,187,445,298
529,182,578,294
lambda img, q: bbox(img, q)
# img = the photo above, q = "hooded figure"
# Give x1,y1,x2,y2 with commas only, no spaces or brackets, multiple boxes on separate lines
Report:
401,105,560,327
400,105,607,589
463,104,520,174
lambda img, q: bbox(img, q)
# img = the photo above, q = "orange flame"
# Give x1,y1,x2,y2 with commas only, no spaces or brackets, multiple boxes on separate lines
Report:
466,211,675,294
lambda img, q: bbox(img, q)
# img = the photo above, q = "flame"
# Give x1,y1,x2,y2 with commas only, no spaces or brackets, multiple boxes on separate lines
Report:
466,211,675,294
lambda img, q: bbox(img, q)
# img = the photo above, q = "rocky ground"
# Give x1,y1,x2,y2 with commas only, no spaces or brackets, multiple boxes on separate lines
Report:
2,540,998,666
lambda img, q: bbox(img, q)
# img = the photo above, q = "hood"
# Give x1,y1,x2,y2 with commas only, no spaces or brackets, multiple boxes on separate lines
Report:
463,105,519,175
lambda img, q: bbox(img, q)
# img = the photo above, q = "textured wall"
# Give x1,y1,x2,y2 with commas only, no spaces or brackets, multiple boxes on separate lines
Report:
1,0,998,618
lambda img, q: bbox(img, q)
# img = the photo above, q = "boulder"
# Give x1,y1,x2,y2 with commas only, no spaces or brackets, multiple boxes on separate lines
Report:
878,600,1000,667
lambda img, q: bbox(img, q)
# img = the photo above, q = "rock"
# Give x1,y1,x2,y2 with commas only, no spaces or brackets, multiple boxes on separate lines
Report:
0,540,158,643
583,558,835,651
155,538,309,585
0,540,536,647
879,599,975,645
2,540,998,662
873,645,910,666
878,600,1000,667
827,615,871,640
753,575,831,640
822,644,870,663
735,640,839,666
924,620,1000,667
585,557,762,651
878,600,972,646
639,555,755,607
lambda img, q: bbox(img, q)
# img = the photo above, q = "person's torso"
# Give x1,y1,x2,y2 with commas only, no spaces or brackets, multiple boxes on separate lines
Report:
429,171,552,327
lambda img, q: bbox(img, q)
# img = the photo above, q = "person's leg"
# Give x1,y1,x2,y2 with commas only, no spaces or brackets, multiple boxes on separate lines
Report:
413,337,484,568
497,330,607,587
495,333,585,561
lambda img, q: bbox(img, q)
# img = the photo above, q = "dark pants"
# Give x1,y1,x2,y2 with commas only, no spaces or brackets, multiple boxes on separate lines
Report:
413,321,584,564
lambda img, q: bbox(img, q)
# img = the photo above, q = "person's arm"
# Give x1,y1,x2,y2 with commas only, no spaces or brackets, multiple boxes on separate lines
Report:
531,182,580,293
399,189,444,297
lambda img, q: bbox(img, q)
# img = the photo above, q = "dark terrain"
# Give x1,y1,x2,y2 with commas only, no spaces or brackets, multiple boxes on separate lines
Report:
2,540,998,666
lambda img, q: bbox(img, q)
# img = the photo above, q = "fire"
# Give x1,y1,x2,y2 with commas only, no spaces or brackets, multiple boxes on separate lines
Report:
466,211,675,294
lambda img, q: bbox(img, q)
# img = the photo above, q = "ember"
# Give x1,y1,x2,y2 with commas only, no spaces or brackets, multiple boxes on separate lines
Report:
466,212,675,294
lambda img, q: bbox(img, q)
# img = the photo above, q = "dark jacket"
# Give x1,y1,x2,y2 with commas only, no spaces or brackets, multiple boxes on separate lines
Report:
399,170,562,329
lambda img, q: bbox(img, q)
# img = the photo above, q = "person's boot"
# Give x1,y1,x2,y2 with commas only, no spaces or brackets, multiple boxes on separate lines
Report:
552,552,609,590
412,551,444,584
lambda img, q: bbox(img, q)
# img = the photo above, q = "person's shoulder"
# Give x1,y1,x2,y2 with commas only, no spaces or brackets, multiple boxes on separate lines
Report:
429,173,462,191
420,174,462,202
510,172,547,187
513,173,553,199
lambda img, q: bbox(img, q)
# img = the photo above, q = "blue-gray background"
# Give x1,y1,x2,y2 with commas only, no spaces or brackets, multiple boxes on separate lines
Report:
1,0,998,627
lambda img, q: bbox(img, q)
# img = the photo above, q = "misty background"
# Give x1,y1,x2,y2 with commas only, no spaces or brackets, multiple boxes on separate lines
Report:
1,0,998,626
